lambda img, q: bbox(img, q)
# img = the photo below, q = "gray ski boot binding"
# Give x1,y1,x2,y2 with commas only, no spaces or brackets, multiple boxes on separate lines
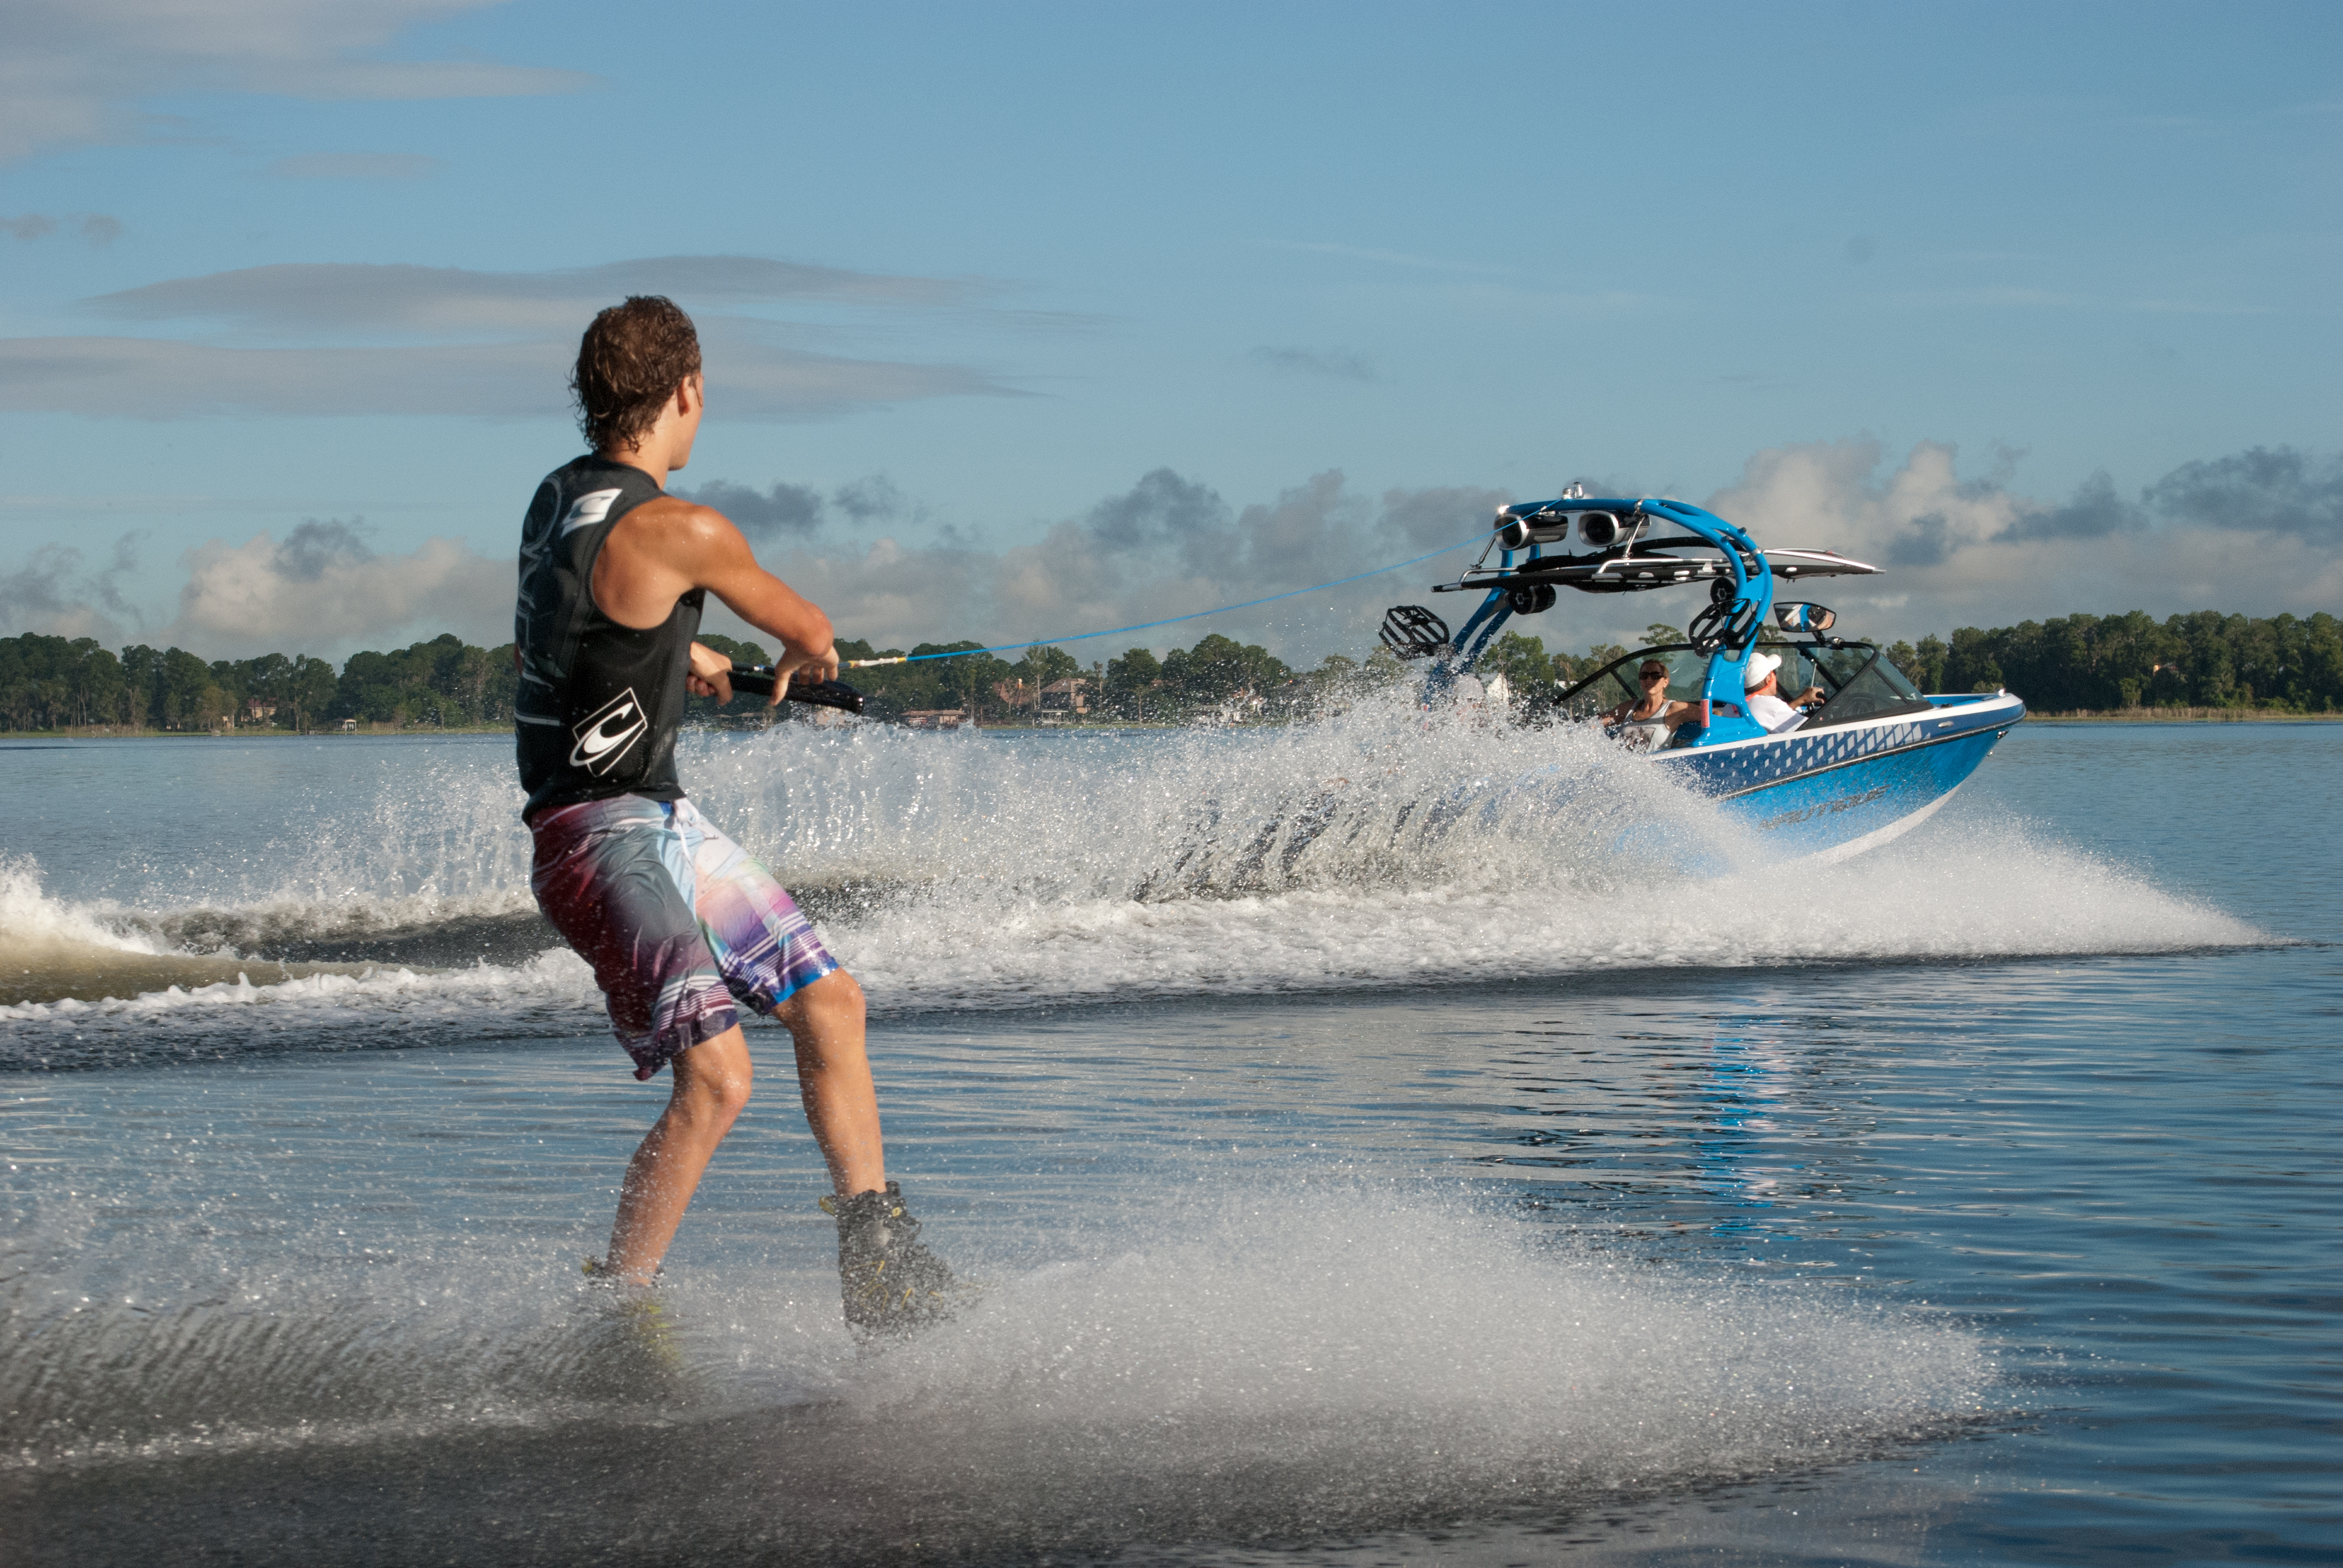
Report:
821,1180,978,1340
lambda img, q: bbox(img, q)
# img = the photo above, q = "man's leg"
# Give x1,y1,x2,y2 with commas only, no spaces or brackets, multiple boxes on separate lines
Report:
646,806,963,1331
774,969,886,1198
663,800,880,1200
778,968,970,1336
603,1025,755,1282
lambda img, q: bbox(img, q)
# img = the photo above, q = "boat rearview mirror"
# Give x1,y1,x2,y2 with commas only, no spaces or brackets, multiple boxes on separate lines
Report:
1775,603,1836,633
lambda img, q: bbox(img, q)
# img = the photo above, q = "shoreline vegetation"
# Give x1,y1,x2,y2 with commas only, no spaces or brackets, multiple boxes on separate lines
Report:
4,607,2336,738
2028,708,2341,723
8,710,2336,741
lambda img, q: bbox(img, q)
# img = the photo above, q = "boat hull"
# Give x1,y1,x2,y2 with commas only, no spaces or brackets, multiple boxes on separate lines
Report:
1654,692,2025,861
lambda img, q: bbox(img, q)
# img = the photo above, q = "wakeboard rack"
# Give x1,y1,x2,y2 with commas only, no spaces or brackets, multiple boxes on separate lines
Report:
1379,605,1452,661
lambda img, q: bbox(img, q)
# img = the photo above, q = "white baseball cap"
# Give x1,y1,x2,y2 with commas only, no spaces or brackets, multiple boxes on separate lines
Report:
1742,652,1781,690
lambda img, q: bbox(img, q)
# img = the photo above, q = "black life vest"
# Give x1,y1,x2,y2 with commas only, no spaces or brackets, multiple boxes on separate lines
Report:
513,455,703,818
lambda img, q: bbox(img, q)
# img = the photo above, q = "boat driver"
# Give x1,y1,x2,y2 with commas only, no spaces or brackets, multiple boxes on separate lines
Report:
1742,652,1827,733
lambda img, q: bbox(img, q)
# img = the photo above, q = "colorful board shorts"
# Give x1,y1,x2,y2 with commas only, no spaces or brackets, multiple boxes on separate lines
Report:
528,794,838,1079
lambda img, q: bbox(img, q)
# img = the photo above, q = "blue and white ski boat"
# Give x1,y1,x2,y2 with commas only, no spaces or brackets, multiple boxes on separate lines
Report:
1386,491,2024,862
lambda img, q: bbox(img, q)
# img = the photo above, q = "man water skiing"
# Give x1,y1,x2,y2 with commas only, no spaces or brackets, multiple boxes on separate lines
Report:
514,294,965,1338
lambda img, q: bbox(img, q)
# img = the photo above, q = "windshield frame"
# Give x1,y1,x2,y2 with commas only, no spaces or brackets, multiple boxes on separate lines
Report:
1550,637,1938,737
1555,639,1868,710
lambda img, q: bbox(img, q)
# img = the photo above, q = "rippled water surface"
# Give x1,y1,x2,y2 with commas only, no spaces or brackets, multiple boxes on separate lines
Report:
2,717,2336,1565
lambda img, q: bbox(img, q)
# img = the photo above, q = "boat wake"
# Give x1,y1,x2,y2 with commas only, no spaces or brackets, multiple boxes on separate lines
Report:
4,1181,1988,1561
1,702,2266,1065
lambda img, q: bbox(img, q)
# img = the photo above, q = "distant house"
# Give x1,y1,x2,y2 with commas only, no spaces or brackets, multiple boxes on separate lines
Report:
246,697,277,723
339,717,358,732
1037,678,1092,716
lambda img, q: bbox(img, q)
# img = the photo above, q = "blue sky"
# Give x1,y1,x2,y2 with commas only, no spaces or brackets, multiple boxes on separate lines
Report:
2,1,2336,665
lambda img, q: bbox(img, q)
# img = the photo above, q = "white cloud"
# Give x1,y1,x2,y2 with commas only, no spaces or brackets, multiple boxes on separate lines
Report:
675,474,910,540
18,446,2332,667
0,0,588,163
0,535,143,642
0,336,566,420
163,520,513,656
83,257,983,337
1706,439,2343,639
730,446,2343,663
740,535,1001,657
0,327,1009,422
701,469,1507,661
0,256,1014,421
1708,438,2026,570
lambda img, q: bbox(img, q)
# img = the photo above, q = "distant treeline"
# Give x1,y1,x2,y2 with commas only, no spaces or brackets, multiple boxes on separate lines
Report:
5,607,2336,733
1483,609,2342,713
0,633,519,733
0,628,1318,733
720,632,1308,723
1886,610,2342,713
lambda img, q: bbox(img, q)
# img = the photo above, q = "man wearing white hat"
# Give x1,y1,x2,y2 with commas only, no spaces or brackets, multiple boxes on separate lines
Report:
1742,652,1826,733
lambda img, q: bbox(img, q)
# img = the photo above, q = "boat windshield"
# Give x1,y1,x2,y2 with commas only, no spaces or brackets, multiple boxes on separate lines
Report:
1801,645,1932,728
1552,645,1709,724
1553,640,1927,730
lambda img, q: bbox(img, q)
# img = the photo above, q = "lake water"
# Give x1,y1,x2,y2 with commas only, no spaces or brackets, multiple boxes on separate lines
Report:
2,709,2336,1566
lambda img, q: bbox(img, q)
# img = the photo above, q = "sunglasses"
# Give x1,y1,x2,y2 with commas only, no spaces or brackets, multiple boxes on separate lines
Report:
1639,670,1668,681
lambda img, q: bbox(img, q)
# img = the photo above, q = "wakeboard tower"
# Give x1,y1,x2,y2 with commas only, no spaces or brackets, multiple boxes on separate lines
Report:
1382,489,2024,861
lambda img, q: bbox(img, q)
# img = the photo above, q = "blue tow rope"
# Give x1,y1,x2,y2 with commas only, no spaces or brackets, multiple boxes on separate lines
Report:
845,531,1487,668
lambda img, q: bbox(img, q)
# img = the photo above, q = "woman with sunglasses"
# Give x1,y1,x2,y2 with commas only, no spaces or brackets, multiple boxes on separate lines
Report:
1601,658,1695,750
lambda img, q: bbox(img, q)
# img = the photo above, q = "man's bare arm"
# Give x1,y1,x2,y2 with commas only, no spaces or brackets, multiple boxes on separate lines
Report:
594,497,837,702
686,641,735,704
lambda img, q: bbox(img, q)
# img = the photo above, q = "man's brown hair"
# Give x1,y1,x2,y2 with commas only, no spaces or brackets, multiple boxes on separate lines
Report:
571,295,702,453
